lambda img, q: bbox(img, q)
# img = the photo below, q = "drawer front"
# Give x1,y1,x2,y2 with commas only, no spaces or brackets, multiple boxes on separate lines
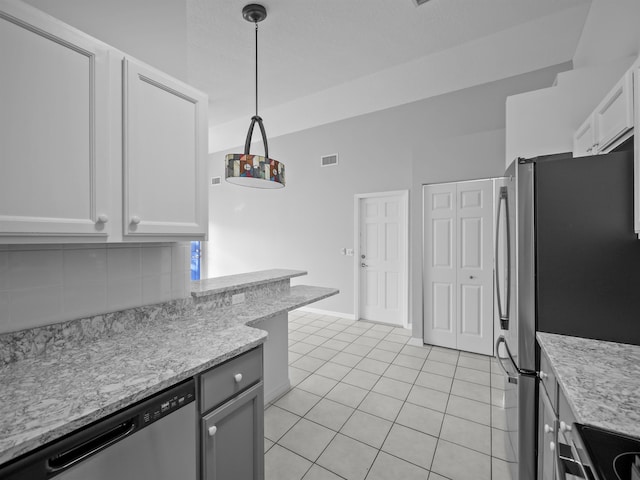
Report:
200,346,263,413
539,351,557,412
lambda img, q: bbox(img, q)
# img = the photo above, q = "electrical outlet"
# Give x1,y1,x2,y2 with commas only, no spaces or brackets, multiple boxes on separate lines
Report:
232,292,245,305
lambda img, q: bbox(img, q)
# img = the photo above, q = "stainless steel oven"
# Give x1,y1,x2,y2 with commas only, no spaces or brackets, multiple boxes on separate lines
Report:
557,423,640,480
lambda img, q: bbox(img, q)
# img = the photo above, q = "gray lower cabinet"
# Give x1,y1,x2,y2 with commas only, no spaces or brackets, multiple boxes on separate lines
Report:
537,386,557,480
202,383,264,480
199,346,265,480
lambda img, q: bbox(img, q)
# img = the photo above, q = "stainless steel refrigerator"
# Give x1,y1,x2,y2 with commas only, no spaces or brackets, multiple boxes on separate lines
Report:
494,149,640,480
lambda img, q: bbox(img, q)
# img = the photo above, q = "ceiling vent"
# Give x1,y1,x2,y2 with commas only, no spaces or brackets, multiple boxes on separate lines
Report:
321,154,338,167
210,176,222,185
412,0,431,6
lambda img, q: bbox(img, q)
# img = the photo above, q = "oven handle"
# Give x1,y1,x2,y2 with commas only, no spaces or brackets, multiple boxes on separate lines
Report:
555,439,588,480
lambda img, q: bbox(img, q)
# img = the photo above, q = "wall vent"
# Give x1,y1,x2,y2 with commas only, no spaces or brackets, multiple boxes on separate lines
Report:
321,154,338,167
412,0,431,6
211,176,222,185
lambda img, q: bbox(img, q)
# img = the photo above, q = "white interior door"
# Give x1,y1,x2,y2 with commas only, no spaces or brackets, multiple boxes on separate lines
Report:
423,180,494,355
423,184,457,348
358,192,407,326
456,180,494,355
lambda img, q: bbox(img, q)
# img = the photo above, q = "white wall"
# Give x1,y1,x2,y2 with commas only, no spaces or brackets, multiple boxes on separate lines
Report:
573,0,640,69
208,63,570,339
22,0,188,81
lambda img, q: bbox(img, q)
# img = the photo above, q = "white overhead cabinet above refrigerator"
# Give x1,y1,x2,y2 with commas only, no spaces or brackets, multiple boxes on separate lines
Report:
0,0,208,243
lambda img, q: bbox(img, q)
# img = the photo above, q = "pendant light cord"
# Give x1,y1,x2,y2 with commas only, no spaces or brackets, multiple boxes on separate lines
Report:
255,22,259,117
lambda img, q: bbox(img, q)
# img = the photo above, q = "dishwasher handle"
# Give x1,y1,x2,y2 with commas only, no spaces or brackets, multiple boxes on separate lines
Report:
47,419,137,474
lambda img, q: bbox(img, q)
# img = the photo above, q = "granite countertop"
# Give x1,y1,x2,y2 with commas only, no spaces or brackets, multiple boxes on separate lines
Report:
191,269,307,297
0,283,338,465
537,332,640,438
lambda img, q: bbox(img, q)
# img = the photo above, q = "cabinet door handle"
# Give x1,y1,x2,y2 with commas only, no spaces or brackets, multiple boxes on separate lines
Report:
544,424,554,434
96,214,109,224
234,373,243,383
539,371,548,379
130,216,141,225
550,441,555,452
208,425,217,437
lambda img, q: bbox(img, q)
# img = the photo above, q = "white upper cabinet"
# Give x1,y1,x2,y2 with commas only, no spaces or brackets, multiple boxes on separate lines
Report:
122,59,208,238
0,0,110,239
573,67,634,157
0,0,208,243
593,70,634,152
573,116,596,157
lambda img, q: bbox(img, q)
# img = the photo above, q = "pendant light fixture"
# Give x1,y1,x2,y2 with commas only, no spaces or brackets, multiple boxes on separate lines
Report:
225,3,285,189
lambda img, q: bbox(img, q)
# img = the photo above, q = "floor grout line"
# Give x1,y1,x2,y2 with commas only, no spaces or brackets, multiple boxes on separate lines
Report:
268,311,509,480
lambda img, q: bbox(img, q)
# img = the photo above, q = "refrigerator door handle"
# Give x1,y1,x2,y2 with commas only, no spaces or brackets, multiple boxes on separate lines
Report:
496,335,537,379
495,336,518,384
495,187,511,330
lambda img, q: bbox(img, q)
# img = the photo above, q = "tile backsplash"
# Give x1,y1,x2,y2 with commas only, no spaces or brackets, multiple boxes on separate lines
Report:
0,243,191,334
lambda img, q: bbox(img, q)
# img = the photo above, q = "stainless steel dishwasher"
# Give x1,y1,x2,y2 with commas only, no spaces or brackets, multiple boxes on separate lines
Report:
0,379,197,480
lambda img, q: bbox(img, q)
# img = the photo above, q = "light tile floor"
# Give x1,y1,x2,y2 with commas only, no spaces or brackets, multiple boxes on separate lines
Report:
264,310,514,480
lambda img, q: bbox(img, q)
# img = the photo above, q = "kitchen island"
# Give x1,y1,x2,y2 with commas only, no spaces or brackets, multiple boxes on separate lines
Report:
0,269,338,468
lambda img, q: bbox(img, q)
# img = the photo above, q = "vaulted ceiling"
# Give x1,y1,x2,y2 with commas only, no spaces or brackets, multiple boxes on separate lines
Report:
185,0,591,150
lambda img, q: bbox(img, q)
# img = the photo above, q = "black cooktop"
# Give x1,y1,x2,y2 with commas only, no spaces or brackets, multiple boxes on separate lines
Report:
576,424,640,480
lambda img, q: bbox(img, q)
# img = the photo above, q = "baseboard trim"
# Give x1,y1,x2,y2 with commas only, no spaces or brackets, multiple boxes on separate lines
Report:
295,306,357,321
264,380,291,405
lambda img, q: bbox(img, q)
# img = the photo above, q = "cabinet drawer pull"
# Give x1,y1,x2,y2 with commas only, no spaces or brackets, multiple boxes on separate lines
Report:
549,441,555,452
539,371,548,379
96,214,109,224
130,216,141,225
234,373,243,383
208,426,217,437
560,421,572,433
544,424,554,434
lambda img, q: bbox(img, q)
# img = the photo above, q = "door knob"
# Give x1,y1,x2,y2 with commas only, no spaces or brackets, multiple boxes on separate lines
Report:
361,263,368,267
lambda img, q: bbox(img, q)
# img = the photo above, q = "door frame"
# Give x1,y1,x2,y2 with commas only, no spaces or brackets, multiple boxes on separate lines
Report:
354,190,410,328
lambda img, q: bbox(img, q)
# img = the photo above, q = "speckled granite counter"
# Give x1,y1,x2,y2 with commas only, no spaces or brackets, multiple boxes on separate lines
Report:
0,273,338,465
537,332,640,438
191,269,306,297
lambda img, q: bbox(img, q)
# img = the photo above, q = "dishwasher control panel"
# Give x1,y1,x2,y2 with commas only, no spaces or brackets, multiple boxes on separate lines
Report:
141,380,195,427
